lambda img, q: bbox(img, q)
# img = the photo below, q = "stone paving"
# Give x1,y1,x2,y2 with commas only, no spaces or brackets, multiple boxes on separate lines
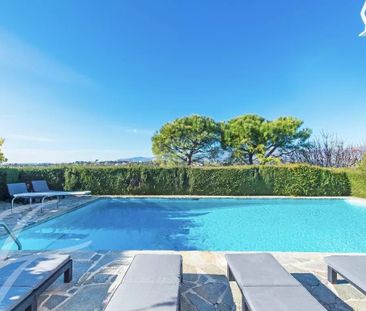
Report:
1,250,364,311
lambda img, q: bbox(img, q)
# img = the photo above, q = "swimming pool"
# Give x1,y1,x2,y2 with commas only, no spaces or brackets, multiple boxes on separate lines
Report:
2,198,366,252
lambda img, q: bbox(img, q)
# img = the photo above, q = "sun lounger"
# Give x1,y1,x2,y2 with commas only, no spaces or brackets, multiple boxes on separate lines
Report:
31,180,56,192
226,253,326,311
0,253,72,311
105,254,182,311
31,180,91,209
326,255,366,295
7,183,44,212
7,181,91,213
31,180,91,196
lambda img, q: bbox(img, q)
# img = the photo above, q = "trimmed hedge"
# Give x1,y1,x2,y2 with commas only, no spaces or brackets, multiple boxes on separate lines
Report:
342,168,366,198
64,166,188,195
0,164,352,199
188,165,350,196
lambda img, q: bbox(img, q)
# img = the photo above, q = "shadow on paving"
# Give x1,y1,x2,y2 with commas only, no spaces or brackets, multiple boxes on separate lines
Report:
180,273,235,311
292,273,353,311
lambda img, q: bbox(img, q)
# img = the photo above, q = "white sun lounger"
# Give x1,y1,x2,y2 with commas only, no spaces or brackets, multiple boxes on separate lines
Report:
7,182,91,213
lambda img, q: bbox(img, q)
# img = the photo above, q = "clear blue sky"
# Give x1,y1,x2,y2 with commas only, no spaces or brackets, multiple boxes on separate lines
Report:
0,1,365,163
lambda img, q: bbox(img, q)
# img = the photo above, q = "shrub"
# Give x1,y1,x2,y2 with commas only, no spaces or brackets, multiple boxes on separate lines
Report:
342,168,366,198
188,166,271,195
64,166,188,195
0,164,353,200
269,165,350,196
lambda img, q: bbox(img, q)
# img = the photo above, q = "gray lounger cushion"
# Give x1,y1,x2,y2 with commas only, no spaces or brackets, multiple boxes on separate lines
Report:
326,255,366,290
244,286,326,311
0,286,34,311
0,254,70,288
122,254,182,284
32,180,50,192
105,254,182,311
225,253,299,287
0,254,71,311
226,253,326,311
105,283,180,311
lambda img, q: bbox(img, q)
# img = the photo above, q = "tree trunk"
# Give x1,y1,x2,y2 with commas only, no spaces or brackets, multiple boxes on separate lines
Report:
248,154,254,165
187,155,193,165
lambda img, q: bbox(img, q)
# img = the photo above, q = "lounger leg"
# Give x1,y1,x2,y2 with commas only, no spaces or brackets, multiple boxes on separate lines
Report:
227,265,235,281
29,197,33,210
31,298,37,311
242,296,250,311
180,261,183,284
41,197,46,213
57,196,60,208
64,266,73,283
24,298,37,311
11,197,15,213
328,266,337,284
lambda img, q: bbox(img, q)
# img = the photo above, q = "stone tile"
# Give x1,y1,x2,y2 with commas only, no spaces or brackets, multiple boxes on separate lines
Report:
181,295,195,311
43,295,68,309
193,282,227,304
88,251,131,273
334,284,366,300
84,273,114,285
185,292,216,310
346,300,366,311
311,285,338,304
55,284,110,311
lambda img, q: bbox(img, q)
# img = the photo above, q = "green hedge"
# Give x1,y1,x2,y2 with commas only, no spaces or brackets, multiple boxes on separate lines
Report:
64,166,188,195
187,165,350,196
342,168,366,198
0,164,352,199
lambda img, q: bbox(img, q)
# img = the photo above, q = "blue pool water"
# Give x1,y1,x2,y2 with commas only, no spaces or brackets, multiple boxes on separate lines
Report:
2,198,366,252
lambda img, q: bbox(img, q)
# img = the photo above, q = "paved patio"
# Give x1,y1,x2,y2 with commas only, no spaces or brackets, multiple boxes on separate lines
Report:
0,250,363,311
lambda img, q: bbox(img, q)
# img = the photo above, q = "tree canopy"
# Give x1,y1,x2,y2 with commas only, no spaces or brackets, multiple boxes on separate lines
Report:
0,138,7,163
152,115,222,165
222,114,311,164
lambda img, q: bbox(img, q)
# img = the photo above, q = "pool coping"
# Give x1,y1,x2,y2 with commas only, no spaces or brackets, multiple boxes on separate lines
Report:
98,194,365,200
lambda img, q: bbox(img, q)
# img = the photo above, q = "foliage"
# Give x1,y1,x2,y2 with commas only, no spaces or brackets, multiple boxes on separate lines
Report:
344,169,366,198
64,166,188,195
222,114,311,164
342,155,366,198
288,133,365,168
152,115,222,165
0,165,351,200
0,138,7,163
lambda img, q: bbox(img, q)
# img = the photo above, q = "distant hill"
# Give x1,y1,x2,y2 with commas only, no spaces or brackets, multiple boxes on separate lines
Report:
116,157,153,163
